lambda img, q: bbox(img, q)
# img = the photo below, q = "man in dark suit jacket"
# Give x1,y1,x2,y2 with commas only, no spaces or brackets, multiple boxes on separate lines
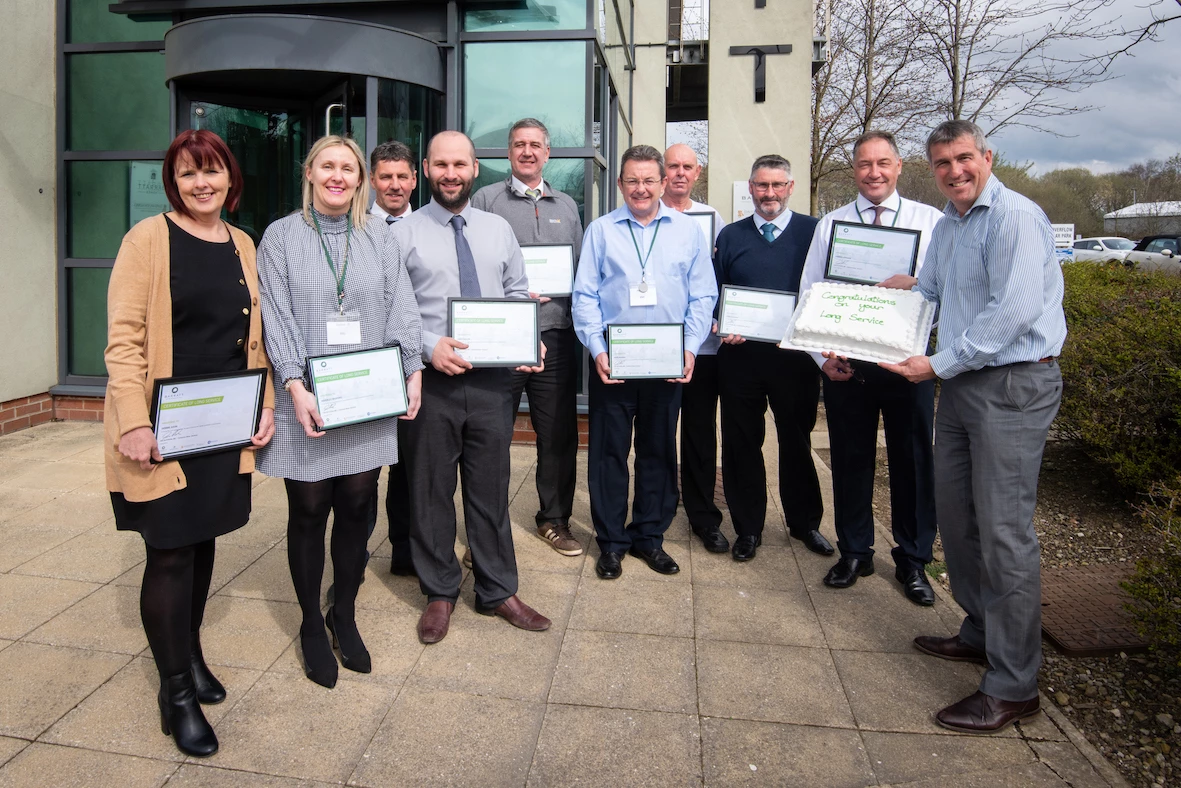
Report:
714,155,834,562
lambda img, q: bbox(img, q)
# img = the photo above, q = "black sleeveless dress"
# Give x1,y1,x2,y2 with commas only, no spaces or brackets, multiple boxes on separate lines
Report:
111,217,254,549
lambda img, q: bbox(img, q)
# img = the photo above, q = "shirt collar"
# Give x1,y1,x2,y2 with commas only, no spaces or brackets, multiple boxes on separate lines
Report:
425,198,473,226
370,202,412,220
944,174,1002,219
510,175,545,198
855,190,901,217
615,201,673,227
757,209,793,233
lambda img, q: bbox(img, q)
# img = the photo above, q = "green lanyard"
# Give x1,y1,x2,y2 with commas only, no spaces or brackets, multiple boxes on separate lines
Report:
855,203,901,227
626,217,662,284
312,211,351,313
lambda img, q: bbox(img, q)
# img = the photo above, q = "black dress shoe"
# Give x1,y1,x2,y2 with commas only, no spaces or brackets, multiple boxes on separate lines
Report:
896,567,936,606
158,671,218,757
935,690,1040,734
189,634,226,705
628,546,680,575
793,529,835,556
731,534,761,562
823,556,875,588
595,552,622,579
325,607,372,674
693,526,730,553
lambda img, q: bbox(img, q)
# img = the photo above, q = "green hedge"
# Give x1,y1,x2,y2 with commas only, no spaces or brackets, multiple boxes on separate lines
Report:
1057,262,1181,492
1058,262,1181,668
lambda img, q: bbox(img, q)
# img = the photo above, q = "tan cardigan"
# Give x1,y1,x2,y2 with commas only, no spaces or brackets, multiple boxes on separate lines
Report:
103,214,276,503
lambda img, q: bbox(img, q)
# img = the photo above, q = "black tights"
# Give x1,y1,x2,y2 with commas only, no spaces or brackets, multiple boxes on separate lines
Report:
141,539,215,678
284,469,379,640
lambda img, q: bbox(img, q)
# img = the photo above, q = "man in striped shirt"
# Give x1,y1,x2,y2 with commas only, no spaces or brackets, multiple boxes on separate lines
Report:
883,119,1066,734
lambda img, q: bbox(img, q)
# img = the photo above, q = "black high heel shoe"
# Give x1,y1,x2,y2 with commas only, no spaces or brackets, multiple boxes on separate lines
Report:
299,623,339,688
189,633,226,704
325,607,372,674
158,671,218,757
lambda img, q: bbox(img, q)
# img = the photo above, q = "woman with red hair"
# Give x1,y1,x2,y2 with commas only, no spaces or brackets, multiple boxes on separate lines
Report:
103,129,275,757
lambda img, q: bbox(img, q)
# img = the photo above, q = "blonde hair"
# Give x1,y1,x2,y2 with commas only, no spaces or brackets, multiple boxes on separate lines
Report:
302,135,369,229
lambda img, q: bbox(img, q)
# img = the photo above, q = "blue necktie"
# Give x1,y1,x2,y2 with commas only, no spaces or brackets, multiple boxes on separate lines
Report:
451,215,482,297
761,222,777,243
386,216,396,225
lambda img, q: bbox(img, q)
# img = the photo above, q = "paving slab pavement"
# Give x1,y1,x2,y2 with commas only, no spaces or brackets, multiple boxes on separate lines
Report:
0,419,1126,787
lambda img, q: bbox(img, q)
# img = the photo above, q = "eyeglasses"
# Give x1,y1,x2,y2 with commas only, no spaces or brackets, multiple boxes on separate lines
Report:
621,178,662,189
751,181,791,192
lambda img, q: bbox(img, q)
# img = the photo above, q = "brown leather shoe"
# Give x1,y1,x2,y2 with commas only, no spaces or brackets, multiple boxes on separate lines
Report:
417,601,454,644
481,595,551,632
913,635,988,665
935,690,1040,734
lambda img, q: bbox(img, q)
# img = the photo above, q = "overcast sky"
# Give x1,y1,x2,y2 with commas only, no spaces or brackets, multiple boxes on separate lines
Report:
969,0,1178,174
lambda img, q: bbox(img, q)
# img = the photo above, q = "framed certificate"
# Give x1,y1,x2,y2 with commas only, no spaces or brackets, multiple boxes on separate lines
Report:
607,323,685,380
521,244,575,296
825,221,921,285
149,368,266,460
448,298,540,367
717,285,798,343
684,211,716,245
306,346,408,430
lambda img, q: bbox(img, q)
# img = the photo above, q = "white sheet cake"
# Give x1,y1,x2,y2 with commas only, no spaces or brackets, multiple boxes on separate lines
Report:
789,282,927,363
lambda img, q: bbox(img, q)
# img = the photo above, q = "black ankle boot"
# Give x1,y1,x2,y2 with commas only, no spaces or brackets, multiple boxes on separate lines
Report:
190,633,226,704
158,671,218,757
326,607,371,674
300,622,339,688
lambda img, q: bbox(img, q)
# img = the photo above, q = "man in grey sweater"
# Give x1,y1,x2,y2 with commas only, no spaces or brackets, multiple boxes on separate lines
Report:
472,118,585,558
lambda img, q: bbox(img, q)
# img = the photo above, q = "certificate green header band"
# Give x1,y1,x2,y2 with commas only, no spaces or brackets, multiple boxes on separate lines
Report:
160,396,224,410
315,369,371,383
834,238,885,249
611,338,656,345
453,317,507,324
727,301,768,309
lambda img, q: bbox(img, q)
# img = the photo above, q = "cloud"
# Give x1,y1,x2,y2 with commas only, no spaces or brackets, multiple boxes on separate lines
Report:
990,0,1181,173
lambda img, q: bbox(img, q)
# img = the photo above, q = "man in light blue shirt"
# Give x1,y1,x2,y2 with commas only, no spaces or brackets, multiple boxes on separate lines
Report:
572,144,717,579
883,119,1065,735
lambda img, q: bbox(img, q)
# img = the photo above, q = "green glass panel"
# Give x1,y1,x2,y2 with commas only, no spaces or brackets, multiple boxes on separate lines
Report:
474,158,585,223
69,160,138,259
464,42,587,149
68,267,113,377
69,52,170,151
377,79,443,210
192,102,306,244
68,2,169,44
464,0,589,31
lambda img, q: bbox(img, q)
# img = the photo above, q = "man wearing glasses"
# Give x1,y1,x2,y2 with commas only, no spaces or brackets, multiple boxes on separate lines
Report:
572,145,717,580
714,155,831,563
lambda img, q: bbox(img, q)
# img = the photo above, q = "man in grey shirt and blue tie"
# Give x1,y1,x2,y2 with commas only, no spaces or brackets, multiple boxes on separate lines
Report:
883,119,1066,734
392,131,552,644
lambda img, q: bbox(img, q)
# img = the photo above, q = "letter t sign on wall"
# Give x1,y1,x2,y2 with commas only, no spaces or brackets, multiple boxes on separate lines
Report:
728,44,793,103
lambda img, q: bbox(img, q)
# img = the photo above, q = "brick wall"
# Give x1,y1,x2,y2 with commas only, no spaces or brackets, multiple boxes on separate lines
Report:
512,413,590,449
52,395,105,423
0,393,55,435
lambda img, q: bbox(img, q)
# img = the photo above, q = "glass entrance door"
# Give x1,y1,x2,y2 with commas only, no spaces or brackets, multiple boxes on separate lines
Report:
190,101,307,243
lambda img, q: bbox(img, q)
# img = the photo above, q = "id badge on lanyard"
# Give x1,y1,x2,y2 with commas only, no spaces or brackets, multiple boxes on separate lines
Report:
326,310,362,345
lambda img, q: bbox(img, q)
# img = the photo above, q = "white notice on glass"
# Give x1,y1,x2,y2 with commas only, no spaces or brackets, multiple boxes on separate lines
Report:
154,374,263,459
825,222,920,285
309,347,407,429
522,244,575,296
608,323,685,380
718,286,797,343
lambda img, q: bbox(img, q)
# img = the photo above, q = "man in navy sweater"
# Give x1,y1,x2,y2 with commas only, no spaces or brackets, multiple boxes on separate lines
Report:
715,155,833,562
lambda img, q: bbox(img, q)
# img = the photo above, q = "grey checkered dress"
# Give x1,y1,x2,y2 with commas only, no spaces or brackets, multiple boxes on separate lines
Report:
256,209,424,482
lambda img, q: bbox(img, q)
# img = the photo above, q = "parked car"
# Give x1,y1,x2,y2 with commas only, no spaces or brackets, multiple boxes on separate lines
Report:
1071,236,1135,263
1124,235,1181,274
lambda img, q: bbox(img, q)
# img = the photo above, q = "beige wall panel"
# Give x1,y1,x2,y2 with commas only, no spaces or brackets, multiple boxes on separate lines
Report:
0,0,58,401
707,0,813,219
630,46,668,153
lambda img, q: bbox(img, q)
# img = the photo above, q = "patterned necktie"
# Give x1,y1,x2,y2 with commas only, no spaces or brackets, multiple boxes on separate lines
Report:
450,215,482,297
761,222,777,243
872,205,886,226
525,188,541,202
